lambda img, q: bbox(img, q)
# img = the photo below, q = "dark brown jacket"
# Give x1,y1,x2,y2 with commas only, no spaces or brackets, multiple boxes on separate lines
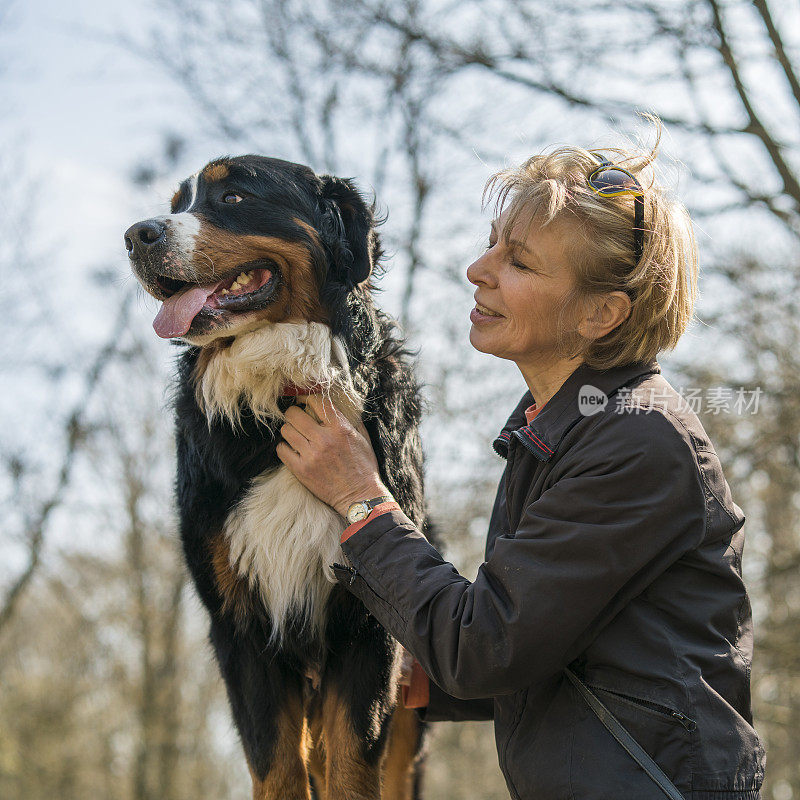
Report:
333,360,765,799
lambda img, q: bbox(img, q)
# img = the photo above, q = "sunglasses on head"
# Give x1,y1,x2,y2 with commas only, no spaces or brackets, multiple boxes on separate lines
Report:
587,155,645,263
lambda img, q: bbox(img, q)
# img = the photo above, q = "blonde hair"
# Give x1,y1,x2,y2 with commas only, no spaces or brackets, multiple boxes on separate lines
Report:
484,121,698,370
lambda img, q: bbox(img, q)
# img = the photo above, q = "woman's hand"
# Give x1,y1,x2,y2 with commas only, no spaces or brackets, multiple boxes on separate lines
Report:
276,395,390,518
398,647,429,708
398,647,415,687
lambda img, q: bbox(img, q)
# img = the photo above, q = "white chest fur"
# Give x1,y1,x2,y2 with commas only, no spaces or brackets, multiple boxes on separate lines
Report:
195,322,364,639
224,465,346,638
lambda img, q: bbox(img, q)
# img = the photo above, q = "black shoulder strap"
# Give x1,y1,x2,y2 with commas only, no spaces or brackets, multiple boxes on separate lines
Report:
565,668,686,800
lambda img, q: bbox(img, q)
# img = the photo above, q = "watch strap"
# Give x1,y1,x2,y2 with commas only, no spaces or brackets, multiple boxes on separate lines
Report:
345,495,394,524
342,499,400,543
364,495,394,508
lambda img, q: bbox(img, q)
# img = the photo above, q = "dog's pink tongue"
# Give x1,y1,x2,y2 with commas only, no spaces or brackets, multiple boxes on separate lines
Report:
153,285,219,338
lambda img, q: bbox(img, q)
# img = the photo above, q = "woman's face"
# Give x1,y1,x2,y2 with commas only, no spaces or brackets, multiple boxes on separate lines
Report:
467,211,578,370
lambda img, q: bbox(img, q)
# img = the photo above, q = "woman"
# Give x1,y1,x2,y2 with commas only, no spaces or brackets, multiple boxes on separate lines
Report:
276,140,766,799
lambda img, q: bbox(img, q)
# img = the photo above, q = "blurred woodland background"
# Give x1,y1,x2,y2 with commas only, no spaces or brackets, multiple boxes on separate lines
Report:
1,1,799,798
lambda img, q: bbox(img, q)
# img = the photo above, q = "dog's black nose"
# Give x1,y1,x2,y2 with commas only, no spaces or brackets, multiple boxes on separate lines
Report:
125,219,166,258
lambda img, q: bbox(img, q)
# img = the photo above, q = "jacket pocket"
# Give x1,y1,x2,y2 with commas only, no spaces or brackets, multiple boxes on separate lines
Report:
501,680,576,800
570,684,695,797
587,685,697,732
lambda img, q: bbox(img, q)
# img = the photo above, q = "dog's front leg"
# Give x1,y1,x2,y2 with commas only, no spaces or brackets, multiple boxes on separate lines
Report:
380,697,425,800
319,607,400,800
321,687,383,800
248,691,312,800
210,619,312,800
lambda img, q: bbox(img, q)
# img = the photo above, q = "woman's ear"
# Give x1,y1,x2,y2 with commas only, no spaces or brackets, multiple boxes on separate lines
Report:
318,175,377,286
578,291,632,340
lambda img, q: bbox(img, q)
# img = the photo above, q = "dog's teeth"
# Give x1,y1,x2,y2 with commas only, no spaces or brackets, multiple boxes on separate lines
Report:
221,288,230,295
226,271,255,294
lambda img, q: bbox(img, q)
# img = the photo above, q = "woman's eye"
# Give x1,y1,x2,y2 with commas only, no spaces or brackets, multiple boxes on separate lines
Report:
512,258,533,272
222,193,243,204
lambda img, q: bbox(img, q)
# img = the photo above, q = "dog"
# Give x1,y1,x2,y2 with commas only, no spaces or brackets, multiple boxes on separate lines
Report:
125,156,428,800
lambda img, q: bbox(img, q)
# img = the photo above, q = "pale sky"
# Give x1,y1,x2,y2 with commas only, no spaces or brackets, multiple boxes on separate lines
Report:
4,0,796,311
1,0,781,450
1,0,215,282
1,0,788,602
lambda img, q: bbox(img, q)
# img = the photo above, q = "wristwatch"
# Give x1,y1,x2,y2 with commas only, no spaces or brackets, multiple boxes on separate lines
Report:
345,495,394,525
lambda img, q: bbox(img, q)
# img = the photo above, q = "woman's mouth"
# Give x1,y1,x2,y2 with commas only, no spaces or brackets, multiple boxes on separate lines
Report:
471,302,504,323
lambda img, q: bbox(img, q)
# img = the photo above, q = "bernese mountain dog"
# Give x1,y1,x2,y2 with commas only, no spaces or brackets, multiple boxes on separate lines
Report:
124,156,428,800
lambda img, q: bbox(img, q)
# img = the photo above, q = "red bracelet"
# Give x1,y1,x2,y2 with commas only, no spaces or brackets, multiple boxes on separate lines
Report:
340,501,400,543
402,660,430,708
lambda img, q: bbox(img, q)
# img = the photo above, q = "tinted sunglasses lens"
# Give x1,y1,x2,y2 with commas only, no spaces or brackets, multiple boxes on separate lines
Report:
589,167,639,194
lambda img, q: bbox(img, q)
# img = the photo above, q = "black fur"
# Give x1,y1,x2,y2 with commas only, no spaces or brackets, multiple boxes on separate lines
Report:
137,156,428,791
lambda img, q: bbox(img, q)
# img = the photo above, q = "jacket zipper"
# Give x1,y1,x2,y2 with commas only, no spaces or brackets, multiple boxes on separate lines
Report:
332,562,358,586
588,685,697,731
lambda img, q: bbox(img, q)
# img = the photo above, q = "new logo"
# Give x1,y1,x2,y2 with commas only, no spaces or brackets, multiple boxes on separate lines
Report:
578,385,608,416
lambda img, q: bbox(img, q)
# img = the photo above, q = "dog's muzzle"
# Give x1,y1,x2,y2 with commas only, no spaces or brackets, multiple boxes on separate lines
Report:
125,218,167,261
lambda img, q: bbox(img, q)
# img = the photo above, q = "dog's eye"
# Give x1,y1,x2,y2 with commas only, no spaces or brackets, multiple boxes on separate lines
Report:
222,193,243,204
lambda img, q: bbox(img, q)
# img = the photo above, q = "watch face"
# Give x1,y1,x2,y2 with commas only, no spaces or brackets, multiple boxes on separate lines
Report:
348,503,369,524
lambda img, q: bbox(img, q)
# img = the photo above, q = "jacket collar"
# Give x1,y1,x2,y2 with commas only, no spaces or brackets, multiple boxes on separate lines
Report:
493,359,661,461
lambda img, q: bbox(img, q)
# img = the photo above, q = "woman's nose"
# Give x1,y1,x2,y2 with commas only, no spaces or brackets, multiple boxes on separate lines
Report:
467,250,498,287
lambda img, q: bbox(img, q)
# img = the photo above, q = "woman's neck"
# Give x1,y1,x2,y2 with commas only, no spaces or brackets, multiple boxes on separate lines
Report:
517,356,583,407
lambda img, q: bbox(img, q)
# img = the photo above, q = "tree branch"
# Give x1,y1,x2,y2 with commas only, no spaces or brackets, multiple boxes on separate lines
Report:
752,0,800,112
705,0,800,209
354,0,748,137
0,289,135,635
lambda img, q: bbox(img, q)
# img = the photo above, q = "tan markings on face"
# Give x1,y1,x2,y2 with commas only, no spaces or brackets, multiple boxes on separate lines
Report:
210,533,252,625
248,690,311,799
381,690,424,800
293,217,323,249
170,189,182,211
321,689,382,799
203,162,230,182
193,223,327,323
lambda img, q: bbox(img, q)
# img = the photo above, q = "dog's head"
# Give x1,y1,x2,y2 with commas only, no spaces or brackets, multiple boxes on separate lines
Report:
125,156,380,345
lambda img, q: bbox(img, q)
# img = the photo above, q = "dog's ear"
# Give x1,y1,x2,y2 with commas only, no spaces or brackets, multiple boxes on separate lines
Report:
318,175,376,286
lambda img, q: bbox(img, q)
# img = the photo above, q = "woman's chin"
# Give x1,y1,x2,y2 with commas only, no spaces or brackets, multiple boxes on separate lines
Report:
469,326,496,355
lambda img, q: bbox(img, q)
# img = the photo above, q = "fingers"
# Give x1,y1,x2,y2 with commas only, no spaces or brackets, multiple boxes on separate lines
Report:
276,440,300,468
280,420,309,453
304,395,374,445
283,398,359,452
306,394,348,428
399,648,414,683
283,403,319,438
354,415,371,440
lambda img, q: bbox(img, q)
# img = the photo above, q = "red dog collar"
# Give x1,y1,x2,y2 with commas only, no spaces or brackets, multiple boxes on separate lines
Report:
281,383,325,397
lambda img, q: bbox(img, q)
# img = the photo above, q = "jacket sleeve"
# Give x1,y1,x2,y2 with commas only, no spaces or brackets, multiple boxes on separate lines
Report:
420,681,495,722
337,409,706,700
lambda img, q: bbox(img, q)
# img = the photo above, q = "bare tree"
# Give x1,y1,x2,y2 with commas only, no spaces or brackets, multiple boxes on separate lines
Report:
133,2,800,796
0,136,139,639
323,0,800,236
0,327,251,800
0,292,136,636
